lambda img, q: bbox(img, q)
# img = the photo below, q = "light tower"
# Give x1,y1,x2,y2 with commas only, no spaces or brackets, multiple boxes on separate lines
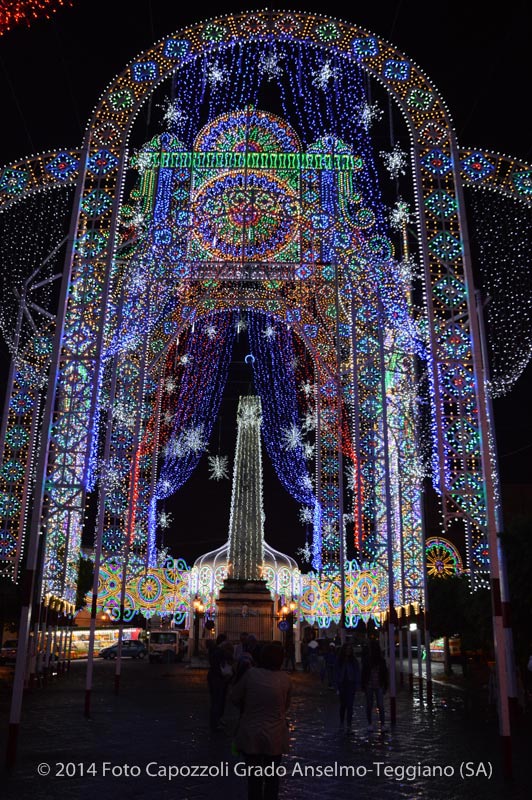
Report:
215,395,275,641
227,395,264,581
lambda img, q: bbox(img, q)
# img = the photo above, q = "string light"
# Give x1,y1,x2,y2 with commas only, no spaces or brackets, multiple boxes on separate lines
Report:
0,0,72,36
469,190,532,396
1,11,508,604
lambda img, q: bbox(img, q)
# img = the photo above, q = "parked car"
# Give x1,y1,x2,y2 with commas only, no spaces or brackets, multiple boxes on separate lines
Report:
0,639,18,665
99,640,147,660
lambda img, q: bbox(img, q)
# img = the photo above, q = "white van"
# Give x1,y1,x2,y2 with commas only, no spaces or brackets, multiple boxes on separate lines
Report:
148,630,187,663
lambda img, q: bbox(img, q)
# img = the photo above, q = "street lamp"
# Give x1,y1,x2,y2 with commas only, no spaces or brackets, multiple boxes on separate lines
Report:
278,598,297,671
192,596,205,658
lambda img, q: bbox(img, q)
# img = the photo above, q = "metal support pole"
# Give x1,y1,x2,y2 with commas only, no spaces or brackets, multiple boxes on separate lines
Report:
334,261,346,637
398,619,404,687
475,291,518,715
114,334,149,695
84,352,120,717
417,622,424,698
377,302,397,725
452,143,514,774
5,137,90,769
407,625,413,692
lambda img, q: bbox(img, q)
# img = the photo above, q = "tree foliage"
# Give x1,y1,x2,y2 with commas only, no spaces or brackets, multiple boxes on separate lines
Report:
428,574,492,654
75,556,94,610
500,515,532,671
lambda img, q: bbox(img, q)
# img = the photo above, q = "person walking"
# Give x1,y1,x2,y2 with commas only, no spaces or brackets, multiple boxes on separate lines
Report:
231,642,292,800
361,639,388,732
244,633,261,665
283,638,296,672
334,642,360,732
207,636,234,731
323,642,337,688
307,636,319,673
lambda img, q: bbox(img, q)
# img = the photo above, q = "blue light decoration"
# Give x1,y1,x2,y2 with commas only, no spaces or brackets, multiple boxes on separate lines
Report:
147,312,236,559
247,311,321,569
2,9,501,605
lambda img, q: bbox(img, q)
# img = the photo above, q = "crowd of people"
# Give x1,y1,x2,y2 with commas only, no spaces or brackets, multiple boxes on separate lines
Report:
204,630,388,800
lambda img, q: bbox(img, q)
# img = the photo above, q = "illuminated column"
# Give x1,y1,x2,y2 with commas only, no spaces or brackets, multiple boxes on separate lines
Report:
228,396,264,582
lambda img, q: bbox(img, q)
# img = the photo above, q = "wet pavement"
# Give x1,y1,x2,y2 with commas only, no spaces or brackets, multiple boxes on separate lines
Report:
0,658,530,800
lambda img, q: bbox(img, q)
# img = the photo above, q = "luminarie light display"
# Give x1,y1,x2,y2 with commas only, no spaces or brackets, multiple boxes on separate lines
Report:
1,13,528,647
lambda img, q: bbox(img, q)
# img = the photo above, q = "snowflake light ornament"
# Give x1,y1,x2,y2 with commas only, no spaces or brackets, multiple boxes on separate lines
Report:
296,541,312,564
302,411,316,431
130,210,146,230
159,478,173,495
158,511,173,530
346,461,357,488
166,438,186,459
299,474,313,491
303,442,315,460
262,324,276,340
299,506,313,525
134,147,152,174
322,522,336,546
389,199,412,231
161,98,188,128
162,410,174,426
282,423,303,451
208,454,230,481
355,101,383,132
312,60,339,90
300,380,314,397
100,461,122,493
179,353,191,366
155,547,170,568
113,402,135,429
397,255,419,284
183,424,208,455
205,60,229,89
235,317,248,334
380,142,409,179
258,50,283,81
164,376,177,394
205,324,218,340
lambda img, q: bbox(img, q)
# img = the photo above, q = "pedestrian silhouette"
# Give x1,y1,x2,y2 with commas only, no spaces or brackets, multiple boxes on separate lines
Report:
231,641,292,800
334,642,360,732
361,639,388,732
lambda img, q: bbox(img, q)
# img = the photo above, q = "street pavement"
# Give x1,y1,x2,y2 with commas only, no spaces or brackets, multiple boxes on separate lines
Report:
0,658,530,800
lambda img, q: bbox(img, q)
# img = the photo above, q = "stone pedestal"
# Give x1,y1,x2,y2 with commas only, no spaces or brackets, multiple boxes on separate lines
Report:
216,579,275,643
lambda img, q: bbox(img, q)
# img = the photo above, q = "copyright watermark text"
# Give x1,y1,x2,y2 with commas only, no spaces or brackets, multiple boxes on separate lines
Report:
36,759,493,781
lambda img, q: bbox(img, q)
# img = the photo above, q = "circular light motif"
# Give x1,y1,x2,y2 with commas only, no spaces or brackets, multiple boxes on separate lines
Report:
0,460,24,482
0,529,17,557
192,172,299,261
138,574,162,604
0,492,20,518
426,536,463,578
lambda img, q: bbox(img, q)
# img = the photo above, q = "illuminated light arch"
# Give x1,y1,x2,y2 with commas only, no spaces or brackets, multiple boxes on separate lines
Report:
0,150,81,213
0,10,513,612
3,148,532,215
426,536,464,578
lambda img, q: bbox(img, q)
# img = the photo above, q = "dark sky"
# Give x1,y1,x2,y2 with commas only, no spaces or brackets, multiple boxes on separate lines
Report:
0,1,531,565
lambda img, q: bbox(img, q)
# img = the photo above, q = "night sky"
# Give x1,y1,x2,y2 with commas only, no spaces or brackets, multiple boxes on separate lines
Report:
0,1,531,566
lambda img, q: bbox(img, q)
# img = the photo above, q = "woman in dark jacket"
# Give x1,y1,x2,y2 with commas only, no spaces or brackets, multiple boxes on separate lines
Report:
207,636,233,731
361,639,388,732
334,643,360,732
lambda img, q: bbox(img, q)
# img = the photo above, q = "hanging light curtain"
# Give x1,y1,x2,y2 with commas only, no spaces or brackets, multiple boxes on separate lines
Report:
147,311,236,551
247,310,322,568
